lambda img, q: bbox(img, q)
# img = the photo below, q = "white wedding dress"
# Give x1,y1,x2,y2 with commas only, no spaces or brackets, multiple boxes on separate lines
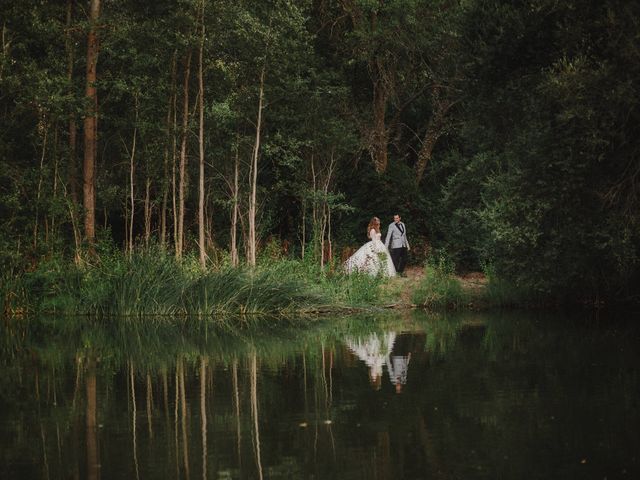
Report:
345,332,397,383
344,229,396,277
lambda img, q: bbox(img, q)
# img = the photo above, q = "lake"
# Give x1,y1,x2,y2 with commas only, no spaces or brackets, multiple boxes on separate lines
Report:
1,310,638,479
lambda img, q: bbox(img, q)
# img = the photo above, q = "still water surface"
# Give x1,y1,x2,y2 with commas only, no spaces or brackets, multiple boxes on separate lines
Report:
1,311,638,479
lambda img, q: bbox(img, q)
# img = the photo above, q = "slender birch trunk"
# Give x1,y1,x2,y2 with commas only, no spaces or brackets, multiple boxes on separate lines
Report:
128,95,138,255
247,66,266,267
179,359,189,478
324,152,336,266
146,374,153,439
300,199,306,260
83,0,100,250
310,155,319,261
232,360,241,467
51,127,60,240
144,178,151,248
205,188,214,251
130,364,140,480
197,0,206,269
230,141,240,267
33,121,48,248
160,54,176,248
161,147,169,248
200,357,207,480
250,353,263,480
176,51,192,260
171,53,179,252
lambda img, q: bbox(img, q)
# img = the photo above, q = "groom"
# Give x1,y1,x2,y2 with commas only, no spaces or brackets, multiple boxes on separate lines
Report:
385,214,410,275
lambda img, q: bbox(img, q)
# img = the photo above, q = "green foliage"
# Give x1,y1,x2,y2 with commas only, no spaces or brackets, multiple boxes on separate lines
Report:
398,0,640,304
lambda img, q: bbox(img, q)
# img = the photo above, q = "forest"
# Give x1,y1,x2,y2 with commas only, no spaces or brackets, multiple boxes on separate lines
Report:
1,0,639,310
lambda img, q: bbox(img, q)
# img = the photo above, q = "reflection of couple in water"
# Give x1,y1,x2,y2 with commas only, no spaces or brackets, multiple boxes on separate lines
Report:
345,332,412,393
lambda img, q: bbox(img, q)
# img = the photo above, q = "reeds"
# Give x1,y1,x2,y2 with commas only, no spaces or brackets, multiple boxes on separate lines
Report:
5,251,364,318
94,254,330,317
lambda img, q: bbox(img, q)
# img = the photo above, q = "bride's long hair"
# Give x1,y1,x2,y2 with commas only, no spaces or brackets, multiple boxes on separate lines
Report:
367,217,381,238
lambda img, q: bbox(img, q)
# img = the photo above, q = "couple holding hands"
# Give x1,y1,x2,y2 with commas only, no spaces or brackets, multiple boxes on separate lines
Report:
344,214,410,278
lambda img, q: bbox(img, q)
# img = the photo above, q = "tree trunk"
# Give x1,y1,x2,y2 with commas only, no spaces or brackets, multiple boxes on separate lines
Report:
65,0,80,261
130,364,140,480
300,199,306,260
370,70,389,174
176,51,192,260
179,359,189,478
415,96,452,183
247,66,266,267
171,54,179,252
144,177,151,248
83,0,100,250
310,155,317,259
51,127,60,241
33,121,48,248
232,360,241,466
160,149,168,248
415,127,439,184
205,188,215,252
323,151,336,267
128,95,138,255
0,23,7,82
230,141,240,267
85,357,99,480
197,0,206,269
200,357,208,479
250,353,263,480
160,54,176,249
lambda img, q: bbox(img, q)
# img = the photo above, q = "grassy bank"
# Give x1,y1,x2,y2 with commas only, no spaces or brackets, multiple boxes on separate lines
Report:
1,249,566,319
1,251,387,318
408,257,551,310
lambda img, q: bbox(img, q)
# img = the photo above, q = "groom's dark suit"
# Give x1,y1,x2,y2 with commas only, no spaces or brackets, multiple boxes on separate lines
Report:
384,221,409,273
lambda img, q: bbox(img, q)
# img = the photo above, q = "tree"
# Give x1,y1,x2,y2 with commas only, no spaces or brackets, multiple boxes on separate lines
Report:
83,0,100,249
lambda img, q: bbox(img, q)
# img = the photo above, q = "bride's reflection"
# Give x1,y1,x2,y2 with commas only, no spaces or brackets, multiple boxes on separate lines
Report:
345,331,416,392
344,332,397,390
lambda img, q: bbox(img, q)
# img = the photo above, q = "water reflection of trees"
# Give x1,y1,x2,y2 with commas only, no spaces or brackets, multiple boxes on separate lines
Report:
1,312,639,479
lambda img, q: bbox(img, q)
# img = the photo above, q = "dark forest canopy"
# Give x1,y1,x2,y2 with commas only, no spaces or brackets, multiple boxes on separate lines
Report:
1,0,639,303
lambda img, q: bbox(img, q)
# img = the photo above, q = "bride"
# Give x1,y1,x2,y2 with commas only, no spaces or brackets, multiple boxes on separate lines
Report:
344,217,396,277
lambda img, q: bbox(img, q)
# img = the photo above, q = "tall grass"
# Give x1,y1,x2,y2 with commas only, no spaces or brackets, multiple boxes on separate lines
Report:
412,255,466,309
1,272,29,316
3,250,391,318
90,253,329,317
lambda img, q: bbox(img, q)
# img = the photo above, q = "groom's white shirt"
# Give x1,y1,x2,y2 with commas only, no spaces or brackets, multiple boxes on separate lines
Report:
385,222,409,249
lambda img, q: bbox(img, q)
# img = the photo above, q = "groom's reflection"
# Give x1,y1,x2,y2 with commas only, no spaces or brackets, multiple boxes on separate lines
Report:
386,333,412,393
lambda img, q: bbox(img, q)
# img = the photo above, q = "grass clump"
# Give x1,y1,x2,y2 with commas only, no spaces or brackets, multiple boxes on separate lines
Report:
412,255,466,309
89,253,329,317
